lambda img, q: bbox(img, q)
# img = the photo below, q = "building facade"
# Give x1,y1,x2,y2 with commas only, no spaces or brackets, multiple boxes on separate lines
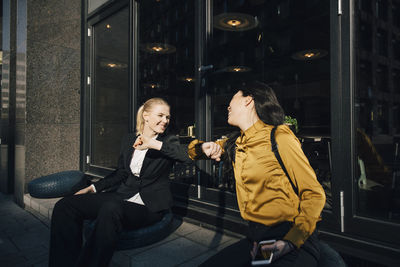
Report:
1,0,399,265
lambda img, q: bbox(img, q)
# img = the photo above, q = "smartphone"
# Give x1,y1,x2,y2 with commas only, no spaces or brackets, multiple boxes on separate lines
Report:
251,239,276,266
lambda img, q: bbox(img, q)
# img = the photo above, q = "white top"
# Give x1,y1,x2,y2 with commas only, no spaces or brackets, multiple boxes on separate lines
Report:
130,148,148,176
92,135,158,206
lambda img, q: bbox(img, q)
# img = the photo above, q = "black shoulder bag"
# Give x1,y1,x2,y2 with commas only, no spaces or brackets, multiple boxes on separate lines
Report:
271,126,321,261
270,126,299,196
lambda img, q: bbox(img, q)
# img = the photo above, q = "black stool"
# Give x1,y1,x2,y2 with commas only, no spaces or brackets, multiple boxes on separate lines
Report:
28,171,178,250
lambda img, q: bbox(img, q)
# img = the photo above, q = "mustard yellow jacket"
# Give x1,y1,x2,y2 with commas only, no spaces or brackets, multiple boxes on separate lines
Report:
188,120,326,248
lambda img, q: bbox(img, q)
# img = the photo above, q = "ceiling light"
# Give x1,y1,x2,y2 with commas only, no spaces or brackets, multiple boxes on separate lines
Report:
141,43,176,54
152,46,163,52
143,82,160,89
227,19,242,27
100,62,128,69
291,49,328,60
214,13,258,32
222,66,252,73
179,76,195,82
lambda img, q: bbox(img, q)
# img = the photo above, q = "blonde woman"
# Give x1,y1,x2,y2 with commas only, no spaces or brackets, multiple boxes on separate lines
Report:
49,98,191,267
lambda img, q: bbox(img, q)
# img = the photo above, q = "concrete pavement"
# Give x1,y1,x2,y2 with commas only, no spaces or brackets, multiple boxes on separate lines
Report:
0,193,242,267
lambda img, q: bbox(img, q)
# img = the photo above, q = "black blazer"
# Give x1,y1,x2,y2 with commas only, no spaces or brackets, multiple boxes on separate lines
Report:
93,133,192,212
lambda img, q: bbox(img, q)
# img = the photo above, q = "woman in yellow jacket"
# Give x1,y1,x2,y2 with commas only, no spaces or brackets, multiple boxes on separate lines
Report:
188,81,326,267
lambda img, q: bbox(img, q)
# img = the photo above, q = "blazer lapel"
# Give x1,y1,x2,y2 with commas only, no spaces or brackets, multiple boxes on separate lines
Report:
139,155,151,177
139,134,165,177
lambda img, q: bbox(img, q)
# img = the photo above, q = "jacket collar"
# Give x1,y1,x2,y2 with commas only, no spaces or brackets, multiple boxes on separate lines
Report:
125,132,168,175
238,119,265,143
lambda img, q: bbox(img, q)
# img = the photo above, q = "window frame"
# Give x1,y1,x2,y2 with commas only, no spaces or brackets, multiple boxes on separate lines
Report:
82,0,133,177
340,0,400,246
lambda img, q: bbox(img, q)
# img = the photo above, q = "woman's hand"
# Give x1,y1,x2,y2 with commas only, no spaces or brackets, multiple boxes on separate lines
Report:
201,142,222,161
134,135,162,151
259,240,295,261
74,185,95,195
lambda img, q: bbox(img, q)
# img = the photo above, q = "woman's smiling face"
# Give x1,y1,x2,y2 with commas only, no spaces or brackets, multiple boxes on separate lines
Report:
143,104,170,134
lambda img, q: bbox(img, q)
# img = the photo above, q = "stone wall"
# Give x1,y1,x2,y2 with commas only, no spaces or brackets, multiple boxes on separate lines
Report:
11,0,81,205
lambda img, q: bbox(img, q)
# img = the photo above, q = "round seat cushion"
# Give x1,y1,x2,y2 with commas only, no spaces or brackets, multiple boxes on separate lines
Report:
84,211,175,250
28,170,88,199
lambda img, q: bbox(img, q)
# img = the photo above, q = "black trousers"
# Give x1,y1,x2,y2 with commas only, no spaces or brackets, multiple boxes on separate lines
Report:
49,193,163,267
200,222,320,267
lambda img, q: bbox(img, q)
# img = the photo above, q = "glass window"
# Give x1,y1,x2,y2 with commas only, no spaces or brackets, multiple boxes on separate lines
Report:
91,7,130,168
361,0,373,12
376,29,387,57
358,61,372,97
393,34,400,62
394,2,400,29
354,0,400,223
137,0,196,182
394,69,400,94
394,104,400,134
376,65,388,92
207,0,332,210
359,22,372,52
376,0,388,21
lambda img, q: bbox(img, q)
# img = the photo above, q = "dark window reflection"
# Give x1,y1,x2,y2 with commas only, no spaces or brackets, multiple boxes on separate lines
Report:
376,0,387,21
91,7,130,168
137,0,196,183
207,0,332,210
394,105,400,134
393,34,400,61
376,30,387,57
394,3,400,28
360,23,372,52
358,61,373,97
377,101,389,134
376,65,388,92
394,69,400,94
355,0,400,223
361,0,372,12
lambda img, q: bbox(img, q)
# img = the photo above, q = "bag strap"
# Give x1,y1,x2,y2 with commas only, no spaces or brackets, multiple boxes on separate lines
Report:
271,126,299,196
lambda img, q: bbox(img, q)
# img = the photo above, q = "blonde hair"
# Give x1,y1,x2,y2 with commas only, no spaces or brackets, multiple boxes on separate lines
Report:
136,97,169,135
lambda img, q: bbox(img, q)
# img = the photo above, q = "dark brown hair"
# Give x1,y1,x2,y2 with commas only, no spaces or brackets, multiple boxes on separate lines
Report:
224,81,285,165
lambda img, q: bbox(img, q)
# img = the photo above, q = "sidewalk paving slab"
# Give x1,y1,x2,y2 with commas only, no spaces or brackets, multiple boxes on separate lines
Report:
1,193,242,267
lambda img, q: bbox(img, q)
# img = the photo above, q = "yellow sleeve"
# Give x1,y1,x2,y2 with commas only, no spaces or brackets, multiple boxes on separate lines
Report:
276,126,326,248
188,139,226,160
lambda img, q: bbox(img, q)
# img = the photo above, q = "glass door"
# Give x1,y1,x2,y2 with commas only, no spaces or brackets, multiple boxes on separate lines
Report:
85,1,131,176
